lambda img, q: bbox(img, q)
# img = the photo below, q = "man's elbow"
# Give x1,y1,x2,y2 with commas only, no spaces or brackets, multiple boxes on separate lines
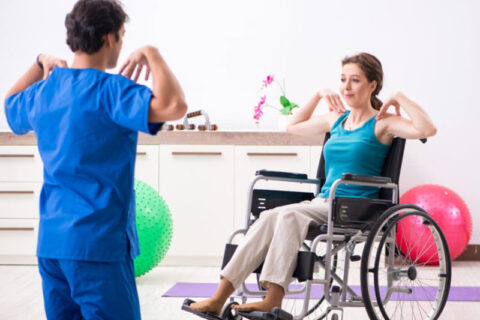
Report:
165,99,187,121
149,97,188,122
174,99,188,119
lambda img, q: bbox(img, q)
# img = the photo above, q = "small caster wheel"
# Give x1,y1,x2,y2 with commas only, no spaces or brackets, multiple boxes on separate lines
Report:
221,301,239,320
331,314,339,320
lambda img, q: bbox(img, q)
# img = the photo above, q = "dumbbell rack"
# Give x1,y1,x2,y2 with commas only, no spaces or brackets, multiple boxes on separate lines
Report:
163,110,218,131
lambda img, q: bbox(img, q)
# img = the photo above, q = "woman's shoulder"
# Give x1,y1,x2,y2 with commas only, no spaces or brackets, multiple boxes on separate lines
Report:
327,110,349,129
374,114,397,144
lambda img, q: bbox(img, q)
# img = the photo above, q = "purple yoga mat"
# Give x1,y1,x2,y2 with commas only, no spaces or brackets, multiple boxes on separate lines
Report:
162,282,480,301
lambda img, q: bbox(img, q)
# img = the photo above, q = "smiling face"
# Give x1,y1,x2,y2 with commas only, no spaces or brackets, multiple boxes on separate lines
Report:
340,63,377,109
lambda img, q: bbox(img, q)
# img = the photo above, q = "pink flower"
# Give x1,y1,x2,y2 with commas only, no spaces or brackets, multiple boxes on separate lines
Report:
263,75,274,87
258,95,266,106
253,103,264,121
253,105,263,115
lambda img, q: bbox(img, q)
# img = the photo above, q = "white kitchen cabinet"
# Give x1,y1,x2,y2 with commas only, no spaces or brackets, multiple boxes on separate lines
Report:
134,145,159,191
0,219,39,264
159,145,235,260
233,146,313,229
0,183,42,219
0,140,320,266
0,146,43,182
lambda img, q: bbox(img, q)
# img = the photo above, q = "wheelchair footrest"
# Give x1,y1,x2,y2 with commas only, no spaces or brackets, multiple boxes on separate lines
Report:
181,299,224,320
238,308,293,320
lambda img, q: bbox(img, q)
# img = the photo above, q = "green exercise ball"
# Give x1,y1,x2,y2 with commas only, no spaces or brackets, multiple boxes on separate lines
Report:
134,180,173,277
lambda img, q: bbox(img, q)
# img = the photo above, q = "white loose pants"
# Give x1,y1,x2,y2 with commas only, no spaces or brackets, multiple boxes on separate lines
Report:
220,197,329,293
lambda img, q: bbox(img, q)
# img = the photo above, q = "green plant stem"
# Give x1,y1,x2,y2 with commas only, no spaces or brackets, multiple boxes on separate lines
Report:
262,104,282,112
274,80,286,95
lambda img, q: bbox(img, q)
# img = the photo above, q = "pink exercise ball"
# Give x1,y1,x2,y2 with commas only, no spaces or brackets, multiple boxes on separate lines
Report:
397,184,472,265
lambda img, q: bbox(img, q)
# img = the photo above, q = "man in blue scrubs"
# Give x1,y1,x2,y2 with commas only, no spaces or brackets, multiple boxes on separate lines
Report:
4,0,187,319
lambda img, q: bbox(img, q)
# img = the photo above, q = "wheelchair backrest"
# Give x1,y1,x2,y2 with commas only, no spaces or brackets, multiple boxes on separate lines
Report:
315,133,406,202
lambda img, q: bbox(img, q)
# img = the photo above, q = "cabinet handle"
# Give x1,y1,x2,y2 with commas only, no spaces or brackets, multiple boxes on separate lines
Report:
247,153,298,157
172,152,222,156
136,152,147,156
0,191,34,194
0,227,35,231
0,154,35,158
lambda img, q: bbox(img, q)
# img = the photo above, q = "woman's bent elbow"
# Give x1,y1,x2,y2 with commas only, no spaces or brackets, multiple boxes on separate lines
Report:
422,126,437,138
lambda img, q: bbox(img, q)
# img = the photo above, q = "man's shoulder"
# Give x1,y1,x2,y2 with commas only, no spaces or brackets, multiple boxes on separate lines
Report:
100,71,143,87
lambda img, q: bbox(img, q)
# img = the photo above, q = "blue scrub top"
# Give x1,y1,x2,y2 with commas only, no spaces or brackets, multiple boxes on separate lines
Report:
5,67,163,262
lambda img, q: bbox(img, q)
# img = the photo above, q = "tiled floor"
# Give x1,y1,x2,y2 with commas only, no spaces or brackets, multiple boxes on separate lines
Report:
1,261,479,319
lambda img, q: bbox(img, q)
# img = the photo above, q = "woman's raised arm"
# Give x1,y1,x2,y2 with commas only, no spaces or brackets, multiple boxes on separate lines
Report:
376,91,437,141
286,89,345,137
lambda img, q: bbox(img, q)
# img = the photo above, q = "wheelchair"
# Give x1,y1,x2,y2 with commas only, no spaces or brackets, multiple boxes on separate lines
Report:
183,134,452,320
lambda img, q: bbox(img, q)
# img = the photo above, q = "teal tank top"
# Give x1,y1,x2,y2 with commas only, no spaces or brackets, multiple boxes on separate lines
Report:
318,111,391,199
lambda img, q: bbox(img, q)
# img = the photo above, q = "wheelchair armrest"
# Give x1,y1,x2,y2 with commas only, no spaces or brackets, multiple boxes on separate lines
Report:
256,169,308,180
341,173,392,184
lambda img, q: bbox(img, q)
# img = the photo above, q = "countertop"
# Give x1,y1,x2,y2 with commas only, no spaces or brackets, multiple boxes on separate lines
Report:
0,131,324,146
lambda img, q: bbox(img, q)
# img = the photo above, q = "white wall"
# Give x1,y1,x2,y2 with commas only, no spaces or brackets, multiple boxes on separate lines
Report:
1,0,479,242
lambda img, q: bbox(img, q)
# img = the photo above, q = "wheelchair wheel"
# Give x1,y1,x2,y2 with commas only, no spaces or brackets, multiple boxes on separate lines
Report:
280,242,341,320
361,204,451,320
221,301,240,320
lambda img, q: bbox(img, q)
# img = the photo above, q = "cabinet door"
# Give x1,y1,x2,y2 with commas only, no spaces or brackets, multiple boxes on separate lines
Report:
0,146,43,182
159,145,234,258
0,219,39,258
0,183,41,219
234,146,313,229
134,145,159,191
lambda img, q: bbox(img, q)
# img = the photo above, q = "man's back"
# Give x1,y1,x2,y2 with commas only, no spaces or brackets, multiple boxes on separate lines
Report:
6,67,157,262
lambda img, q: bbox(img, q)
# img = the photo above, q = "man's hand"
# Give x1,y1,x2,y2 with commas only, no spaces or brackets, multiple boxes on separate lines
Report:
119,46,158,82
5,54,67,100
118,45,187,122
38,54,68,80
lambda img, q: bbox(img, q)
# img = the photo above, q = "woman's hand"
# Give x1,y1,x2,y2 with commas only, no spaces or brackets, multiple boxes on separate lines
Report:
377,91,403,120
376,91,437,140
38,54,68,80
119,46,157,82
319,88,346,113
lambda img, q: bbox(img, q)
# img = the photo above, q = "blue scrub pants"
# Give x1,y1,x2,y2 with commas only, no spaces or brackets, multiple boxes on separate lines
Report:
38,256,141,320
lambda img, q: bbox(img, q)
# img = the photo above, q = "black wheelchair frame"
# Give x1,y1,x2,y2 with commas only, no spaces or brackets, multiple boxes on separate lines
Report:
184,134,451,320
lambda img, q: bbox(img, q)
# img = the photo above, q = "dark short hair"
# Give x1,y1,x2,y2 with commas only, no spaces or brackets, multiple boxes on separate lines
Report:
342,53,384,110
65,0,128,54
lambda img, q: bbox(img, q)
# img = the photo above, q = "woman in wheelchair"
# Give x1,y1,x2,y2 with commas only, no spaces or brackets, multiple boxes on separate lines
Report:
189,52,437,317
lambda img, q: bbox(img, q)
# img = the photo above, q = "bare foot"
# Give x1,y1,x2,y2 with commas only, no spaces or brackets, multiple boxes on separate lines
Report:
232,300,281,313
190,298,224,316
